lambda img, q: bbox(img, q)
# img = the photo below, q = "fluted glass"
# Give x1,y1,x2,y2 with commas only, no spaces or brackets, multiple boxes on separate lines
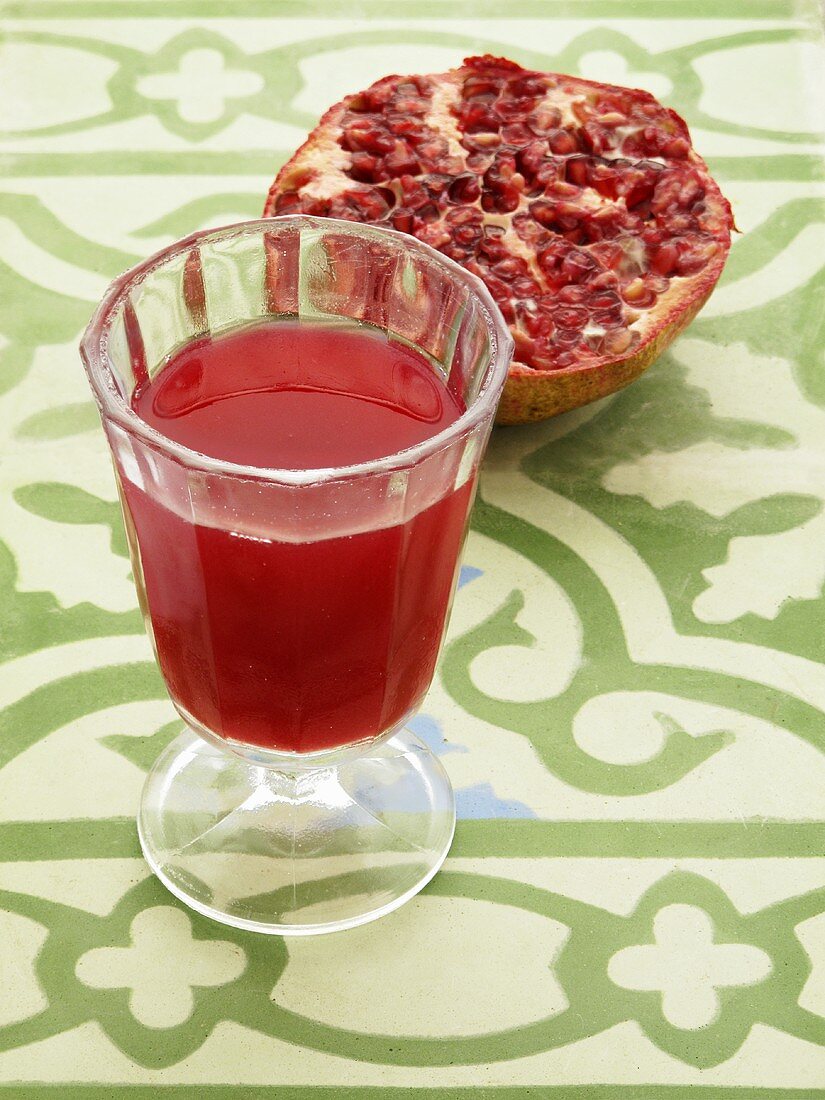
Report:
80,217,512,934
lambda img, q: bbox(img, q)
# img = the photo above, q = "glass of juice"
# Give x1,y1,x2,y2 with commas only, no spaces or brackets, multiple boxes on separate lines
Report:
80,216,512,934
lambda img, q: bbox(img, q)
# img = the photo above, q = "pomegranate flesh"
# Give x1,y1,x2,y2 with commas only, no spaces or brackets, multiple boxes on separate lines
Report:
264,56,733,423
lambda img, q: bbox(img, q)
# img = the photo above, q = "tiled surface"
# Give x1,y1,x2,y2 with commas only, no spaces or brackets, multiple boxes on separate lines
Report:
1,1,824,1094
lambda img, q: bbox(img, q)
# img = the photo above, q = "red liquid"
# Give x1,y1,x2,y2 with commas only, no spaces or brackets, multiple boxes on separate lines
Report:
124,321,472,754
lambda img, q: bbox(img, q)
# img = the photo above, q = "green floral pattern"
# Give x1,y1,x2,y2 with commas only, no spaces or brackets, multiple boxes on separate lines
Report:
1,0,824,1094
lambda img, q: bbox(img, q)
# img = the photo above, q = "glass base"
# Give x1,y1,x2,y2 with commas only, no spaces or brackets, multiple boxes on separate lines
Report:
137,726,456,935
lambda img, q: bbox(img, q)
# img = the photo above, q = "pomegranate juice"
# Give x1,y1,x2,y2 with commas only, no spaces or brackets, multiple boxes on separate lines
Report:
124,321,472,754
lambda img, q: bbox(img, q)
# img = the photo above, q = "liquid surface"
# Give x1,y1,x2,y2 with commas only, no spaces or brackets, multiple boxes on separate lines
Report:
124,319,473,754
133,321,462,468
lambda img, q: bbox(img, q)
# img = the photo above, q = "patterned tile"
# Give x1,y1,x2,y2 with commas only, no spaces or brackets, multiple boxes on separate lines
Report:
0,0,824,1093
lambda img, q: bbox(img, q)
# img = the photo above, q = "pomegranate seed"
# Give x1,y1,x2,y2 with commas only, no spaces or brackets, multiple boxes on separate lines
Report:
327,197,361,220
589,270,620,290
623,172,657,209
448,173,481,203
561,249,596,282
478,271,509,298
465,91,497,107
665,212,699,234
495,299,516,324
646,273,670,294
589,159,620,200
636,99,660,118
442,240,473,261
537,241,566,273
622,277,650,302
676,239,718,275
363,85,394,112
601,329,633,355
546,178,579,198
664,136,690,158
463,74,502,99
501,122,533,145
480,239,509,258
548,129,579,155
590,289,621,310
623,287,655,309
452,212,483,239
398,176,429,209
417,137,449,165
513,332,538,360
483,151,518,185
481,186,520,213
583,206,626,241
593,308,624,328
343,122,395,155
533,321,556,340
527,106,562,133
516,140,548,176
581,122,616,156
519,311,551,340
496,96,539,123
587,240,623,268
511,211,545,246
388,114,427,142
512,276,541,297
375,186,396,209
529,200,557,228
343,193,376,218
650,240,679,275
492,256,529,280
555,201,584,230
565,155,590,187
447,206,482,226
596,111,626,128
508,75,547,97
385,141,420,177
481,242,508,262
455,225,482,247
274,190,303,214
347,189,393,220
652,172,688,215
461,102,500,133
415,222,451,249
420,173,450,198
391,209,414,233
349,151,382,182
394,96,428,115
463,132,502,152
557,284,588,304
480,237,508,262
553,327,583,346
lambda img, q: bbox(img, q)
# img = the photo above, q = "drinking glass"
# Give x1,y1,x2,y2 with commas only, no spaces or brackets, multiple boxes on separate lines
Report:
81,216,512,935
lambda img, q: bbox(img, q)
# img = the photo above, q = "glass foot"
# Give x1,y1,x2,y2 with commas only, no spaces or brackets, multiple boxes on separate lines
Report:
137,726,456,935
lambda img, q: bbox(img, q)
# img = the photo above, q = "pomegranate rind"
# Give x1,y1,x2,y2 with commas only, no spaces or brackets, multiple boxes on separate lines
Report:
264,56,733,424
498,281,719,424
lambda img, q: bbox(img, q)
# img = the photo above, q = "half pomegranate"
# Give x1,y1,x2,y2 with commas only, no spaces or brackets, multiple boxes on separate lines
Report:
264,55,733,423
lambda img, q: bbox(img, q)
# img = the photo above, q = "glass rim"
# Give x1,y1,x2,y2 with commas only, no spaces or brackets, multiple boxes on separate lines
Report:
80,215,514,487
